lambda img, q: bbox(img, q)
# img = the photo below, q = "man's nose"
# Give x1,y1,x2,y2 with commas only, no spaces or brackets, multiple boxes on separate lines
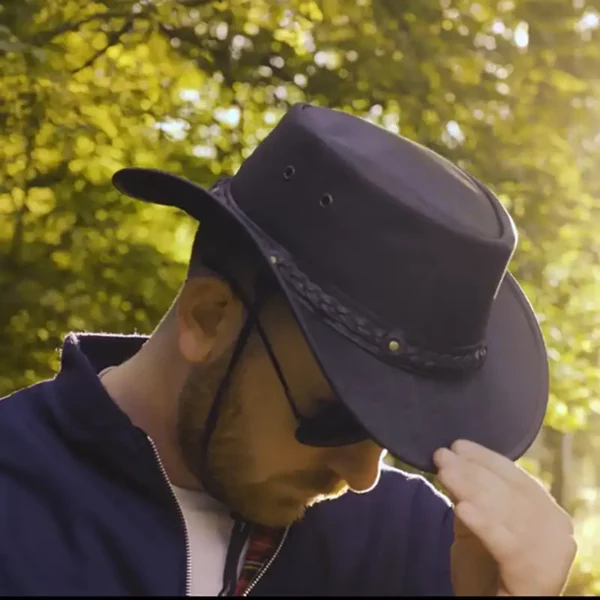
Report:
327,442,386,493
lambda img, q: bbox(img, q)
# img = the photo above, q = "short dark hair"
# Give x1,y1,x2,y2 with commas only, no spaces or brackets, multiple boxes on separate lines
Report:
185,222,268,300
186,222,241,279
154,219,282,334
186,224,211,279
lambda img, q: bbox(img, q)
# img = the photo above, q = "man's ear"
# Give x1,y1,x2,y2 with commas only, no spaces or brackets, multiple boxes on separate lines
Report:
175,276,245,364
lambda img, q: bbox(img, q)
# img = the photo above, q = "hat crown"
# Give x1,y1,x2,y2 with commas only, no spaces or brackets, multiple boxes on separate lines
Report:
229,103,517,353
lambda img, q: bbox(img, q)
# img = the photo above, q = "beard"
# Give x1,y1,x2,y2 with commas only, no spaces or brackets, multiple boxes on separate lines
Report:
176,359,349,527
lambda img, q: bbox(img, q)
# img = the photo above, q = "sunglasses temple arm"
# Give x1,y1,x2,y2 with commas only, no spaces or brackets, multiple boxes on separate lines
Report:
204,259,303,422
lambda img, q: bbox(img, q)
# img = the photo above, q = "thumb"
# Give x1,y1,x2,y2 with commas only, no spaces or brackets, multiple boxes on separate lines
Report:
436,480,469,538
451,512,500,596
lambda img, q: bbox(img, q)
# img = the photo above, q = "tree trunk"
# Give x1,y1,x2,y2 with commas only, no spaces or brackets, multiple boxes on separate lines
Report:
546,427,573,512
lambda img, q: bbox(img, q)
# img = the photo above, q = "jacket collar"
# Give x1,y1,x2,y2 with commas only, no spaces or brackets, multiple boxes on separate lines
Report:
52,332,148,442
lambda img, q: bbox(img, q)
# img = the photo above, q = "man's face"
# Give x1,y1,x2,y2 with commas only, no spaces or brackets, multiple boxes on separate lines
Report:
176,292,386,527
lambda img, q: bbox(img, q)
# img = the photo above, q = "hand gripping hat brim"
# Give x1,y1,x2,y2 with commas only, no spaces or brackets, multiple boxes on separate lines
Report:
112,106,548,473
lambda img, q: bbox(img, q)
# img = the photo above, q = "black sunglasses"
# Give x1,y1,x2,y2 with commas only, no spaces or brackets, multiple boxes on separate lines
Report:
205,259,370,447
294,400,369,447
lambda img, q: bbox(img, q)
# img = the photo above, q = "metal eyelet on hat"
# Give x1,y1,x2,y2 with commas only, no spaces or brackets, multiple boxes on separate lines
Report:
320,193,334,207
283,165,295,180
388,339,402,353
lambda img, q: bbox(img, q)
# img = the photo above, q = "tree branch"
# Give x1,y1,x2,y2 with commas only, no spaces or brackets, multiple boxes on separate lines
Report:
71,17,135,75
177,0,215,6
30,11,134,45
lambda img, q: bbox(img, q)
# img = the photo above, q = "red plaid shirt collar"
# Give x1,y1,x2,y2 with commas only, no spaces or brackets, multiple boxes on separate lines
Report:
235,525,286,596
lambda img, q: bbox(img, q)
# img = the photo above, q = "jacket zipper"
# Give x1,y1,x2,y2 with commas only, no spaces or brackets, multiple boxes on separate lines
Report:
147,436,192,597
242,527,290,596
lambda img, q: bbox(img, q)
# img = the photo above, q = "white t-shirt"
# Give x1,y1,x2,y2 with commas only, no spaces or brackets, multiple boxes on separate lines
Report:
171,485,248,596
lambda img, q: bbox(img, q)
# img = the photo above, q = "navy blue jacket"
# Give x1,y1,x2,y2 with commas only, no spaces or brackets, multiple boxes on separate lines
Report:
0,333,454,595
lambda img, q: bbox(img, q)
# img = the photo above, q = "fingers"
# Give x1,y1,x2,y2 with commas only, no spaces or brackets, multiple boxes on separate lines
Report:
434,439,578,596
454,501,517,564
435,447,505,503
434,447,512,536
435,439,537,492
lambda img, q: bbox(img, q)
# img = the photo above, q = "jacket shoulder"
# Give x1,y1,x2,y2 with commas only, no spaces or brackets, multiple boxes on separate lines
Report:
0,379,53,417
0,379,63,463
260,464,454,596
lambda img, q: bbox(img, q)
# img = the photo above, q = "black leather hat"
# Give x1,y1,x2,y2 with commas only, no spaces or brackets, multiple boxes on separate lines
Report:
112,103,548,472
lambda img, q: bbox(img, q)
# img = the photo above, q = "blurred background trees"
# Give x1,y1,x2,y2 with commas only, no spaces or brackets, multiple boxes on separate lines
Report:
1,0,600,592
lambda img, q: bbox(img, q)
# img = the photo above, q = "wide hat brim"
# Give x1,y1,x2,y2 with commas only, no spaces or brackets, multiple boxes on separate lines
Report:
112,168,549,473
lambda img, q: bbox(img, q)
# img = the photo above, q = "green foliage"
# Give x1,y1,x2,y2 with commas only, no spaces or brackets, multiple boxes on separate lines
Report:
4,0,599,424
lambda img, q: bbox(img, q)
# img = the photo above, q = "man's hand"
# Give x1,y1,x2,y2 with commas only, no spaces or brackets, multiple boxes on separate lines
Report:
433,440,577,596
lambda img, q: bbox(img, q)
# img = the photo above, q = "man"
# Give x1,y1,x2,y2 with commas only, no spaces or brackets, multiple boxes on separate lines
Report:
0,103,575,596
